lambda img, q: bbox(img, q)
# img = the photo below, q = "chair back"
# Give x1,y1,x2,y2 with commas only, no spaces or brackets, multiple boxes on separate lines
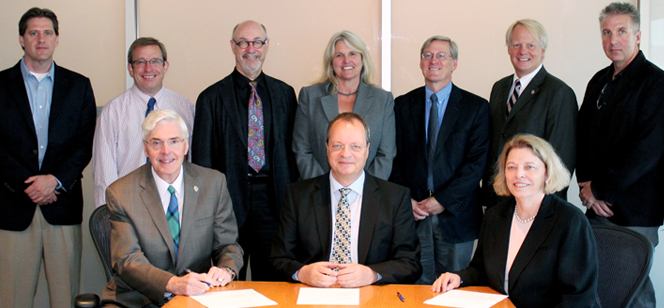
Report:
592,224,653,308
89,204,113,282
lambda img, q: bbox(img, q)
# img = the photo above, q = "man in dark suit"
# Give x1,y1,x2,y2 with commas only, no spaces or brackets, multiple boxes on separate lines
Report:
577,3,664,307
0,8,96,308
192,20,298,281
102,110,243,308
271,113,421,287
483,19,577,205
390,36,489,285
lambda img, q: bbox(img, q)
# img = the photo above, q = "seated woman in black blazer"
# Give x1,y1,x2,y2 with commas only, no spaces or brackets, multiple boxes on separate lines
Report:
432,134,599,308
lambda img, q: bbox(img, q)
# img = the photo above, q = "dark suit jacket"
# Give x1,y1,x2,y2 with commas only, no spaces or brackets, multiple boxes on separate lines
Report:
270,173,422,284
577,51,664,227
102,162,243,307
192,71,299,227
0,61,96,231
390,84,489,243
483,67,577,205
457,195,599,308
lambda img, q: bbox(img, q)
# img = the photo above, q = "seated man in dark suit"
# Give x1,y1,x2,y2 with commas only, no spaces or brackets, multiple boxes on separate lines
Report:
270,113,421,287
101,110,243,307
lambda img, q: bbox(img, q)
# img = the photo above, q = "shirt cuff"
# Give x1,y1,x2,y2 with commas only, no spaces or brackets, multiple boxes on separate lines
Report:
292,270,300,281
54,176,64,192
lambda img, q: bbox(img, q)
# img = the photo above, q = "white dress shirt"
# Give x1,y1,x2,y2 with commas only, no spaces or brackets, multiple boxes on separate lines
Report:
328,172,365,264
151,166,185,225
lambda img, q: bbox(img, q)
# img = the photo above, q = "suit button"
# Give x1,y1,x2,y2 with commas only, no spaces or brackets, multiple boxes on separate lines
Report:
33,150,38,155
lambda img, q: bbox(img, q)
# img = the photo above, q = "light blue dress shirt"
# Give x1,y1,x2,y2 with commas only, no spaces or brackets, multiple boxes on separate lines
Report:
424,82,453,144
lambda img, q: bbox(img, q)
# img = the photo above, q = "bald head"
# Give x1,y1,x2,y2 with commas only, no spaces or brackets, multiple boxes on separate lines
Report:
230,20,269,80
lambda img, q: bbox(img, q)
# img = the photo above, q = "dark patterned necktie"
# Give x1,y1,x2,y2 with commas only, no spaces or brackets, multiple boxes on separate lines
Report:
146,97,156,117
507,79,521,116
166,185,180,261
248,82,265,172
427,93,439,191
331,188,352,266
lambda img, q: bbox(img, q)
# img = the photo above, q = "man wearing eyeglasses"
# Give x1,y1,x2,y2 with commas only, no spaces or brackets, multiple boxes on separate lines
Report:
0,8,96,308
271,113,421,287
101,110,243,308
389,36,489,284
192,20,298,282
93,37,195,209
577,3,664,307
482,19,577,207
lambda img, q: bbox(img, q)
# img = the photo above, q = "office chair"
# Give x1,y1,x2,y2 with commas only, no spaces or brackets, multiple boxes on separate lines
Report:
75,205,114,308
592,224,653,308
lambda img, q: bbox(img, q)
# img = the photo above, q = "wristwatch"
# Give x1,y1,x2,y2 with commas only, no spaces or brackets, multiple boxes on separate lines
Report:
221,266,237,281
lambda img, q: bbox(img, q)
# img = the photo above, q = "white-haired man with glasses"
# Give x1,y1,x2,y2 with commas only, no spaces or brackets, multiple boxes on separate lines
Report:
93,37,195,209
192,20,299,281
101,109,243,308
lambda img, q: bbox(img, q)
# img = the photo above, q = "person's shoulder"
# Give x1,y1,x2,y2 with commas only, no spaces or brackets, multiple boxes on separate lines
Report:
185,162,225,181
395,86,425,103
454,84,488,105
54,63,90,83
370,175,409,196
198,73,233,97
264,73,295,91
546,194,587,222
540,70,573,91
108,164,149,192
492,74,513,87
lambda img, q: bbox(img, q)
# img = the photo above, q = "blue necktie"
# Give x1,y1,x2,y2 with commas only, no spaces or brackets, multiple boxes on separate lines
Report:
427,93,439,191
146,97,156,117
166,185,180,261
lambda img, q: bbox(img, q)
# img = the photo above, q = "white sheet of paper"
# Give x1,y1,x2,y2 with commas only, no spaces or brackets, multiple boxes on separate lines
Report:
190,289,278,308
424,289,508,308
296,287,360,305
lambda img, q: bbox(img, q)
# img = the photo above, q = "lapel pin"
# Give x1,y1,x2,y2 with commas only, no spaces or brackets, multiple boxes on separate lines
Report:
193,186,199,192
531,90,535,95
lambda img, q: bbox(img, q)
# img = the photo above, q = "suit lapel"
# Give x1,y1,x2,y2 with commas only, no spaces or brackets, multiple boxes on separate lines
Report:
320,83,338,122
138,166,178,263
222,75,247,148
313,175,333,259
434,85,462,156
48,64,65,129
492,203,513,293
177,163,200,268
9,62,38,138
409,87,429,157
508,195,556,290
351,83,374,118
507,67,547,121
357,174,380,264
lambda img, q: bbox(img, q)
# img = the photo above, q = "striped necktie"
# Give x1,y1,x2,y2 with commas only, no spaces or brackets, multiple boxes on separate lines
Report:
507,79,521,116
166,185,180,261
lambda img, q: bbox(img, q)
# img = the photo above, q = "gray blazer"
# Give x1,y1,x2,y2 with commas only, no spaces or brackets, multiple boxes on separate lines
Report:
101,162,243,307
293,82,396,180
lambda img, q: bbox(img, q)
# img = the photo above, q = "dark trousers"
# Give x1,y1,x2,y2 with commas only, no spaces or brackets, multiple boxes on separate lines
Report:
238,181,279,281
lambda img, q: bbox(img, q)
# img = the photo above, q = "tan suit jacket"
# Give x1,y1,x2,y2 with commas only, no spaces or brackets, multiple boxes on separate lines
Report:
101,162,243,307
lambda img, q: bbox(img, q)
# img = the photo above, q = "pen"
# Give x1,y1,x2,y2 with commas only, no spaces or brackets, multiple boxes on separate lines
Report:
184,268,211,287
397,291,405,302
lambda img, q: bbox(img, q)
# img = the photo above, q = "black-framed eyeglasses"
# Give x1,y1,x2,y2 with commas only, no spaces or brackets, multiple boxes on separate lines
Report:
233,39,267,49
421,52,449,61
131,58,165,67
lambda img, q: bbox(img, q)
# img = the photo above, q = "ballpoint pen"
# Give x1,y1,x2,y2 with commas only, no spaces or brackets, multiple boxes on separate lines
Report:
397,291,405,302
184,268,211,287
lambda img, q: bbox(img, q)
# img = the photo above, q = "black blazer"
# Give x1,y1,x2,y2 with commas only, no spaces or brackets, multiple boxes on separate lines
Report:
483,67,577,205
457,195,599,308
270,173,422,284
192,71,299,227
0,61,96,231
577,51,664,227
390,84,489,243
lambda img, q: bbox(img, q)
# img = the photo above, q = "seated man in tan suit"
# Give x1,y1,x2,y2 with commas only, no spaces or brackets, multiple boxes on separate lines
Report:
101,110,243,307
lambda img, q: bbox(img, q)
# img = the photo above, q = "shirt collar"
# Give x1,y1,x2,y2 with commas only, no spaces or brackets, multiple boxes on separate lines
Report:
232,67,266,89
20,56,55,81
425,81,453,103
330,171,365,197
130,84,165,103
512,63,543,88
151,165,184,195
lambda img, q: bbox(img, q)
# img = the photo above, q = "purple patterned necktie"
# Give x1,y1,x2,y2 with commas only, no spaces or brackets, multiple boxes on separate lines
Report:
248,82,265,172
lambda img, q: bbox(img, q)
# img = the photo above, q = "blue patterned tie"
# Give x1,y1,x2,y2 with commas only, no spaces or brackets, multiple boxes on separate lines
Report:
166,185,180,261
248,82,265,172
146,97,156,117
427,94,439,191
331,188,352,268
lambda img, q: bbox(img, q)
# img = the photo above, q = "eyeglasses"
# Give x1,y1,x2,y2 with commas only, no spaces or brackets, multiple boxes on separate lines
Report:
421,52,449,61
232,39,267,49
131,58,165,67
329,143,365,153
145,138,185,150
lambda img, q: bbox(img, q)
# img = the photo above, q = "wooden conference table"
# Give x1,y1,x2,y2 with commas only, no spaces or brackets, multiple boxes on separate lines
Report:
164,281,515,308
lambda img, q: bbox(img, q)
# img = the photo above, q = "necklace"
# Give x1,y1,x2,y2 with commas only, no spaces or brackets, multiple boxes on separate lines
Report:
514,206,536,223
337,90,358,96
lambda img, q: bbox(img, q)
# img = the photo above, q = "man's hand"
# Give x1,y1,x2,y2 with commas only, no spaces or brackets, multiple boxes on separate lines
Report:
590,200,614,217
578,181,597,207
418,196,444,216
297,262,339,287
432,272,461,293
206,266,233,287
412,198,429,221
335,263,378,288
165,273,213,296
38,190,59,206
24,175,58,204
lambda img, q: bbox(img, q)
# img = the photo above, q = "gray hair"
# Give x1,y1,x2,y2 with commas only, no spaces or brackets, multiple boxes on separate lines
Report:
232,21,268,39
600,2,640,32
142,110,189,141
420,36,459,60
506,19,548,49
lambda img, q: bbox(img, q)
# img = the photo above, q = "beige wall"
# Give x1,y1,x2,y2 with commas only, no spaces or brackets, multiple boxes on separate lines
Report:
2,0,663,307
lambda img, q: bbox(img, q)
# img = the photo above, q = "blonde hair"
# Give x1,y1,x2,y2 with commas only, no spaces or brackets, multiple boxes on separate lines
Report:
315,30,376,94
505,19,548,50
493,134,570,196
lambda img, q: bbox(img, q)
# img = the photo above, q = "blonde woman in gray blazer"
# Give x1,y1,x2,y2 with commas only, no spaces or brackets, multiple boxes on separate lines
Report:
293,30,395,180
